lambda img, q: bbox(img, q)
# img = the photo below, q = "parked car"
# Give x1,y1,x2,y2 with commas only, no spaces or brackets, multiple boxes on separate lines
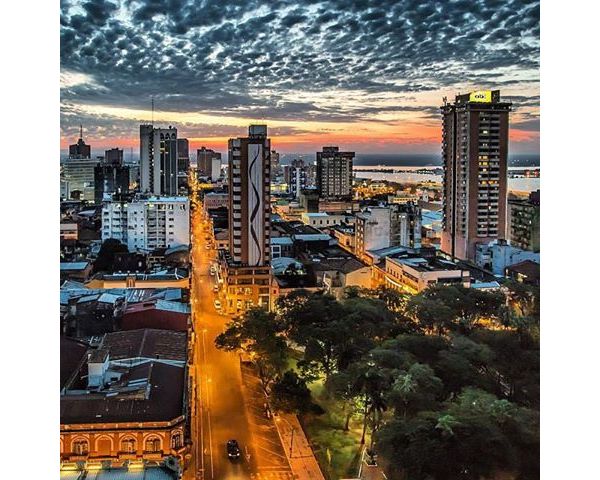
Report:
213,299,222,311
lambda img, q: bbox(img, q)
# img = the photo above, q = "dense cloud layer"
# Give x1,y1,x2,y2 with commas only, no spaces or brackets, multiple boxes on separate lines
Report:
60,0,540,150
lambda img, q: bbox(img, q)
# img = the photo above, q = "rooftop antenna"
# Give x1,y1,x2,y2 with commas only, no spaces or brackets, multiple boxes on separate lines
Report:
79,124,83,140
151,96,154,126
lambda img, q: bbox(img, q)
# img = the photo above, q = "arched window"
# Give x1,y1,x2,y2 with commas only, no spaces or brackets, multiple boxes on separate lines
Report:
73,439,89,455
145,436,161,453
121,437,136,453
171,433,182,449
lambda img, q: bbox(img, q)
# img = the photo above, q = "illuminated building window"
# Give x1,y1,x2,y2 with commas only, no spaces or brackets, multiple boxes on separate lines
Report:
171,433,182,449
73,440,89,455
145,436,161,453
121,438,136,453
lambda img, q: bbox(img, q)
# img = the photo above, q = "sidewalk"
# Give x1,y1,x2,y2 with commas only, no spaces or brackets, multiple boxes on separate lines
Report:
358,448,387,480
273,412,326,480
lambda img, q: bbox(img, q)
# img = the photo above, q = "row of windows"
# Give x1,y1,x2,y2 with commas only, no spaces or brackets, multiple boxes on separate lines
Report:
70,434,182,455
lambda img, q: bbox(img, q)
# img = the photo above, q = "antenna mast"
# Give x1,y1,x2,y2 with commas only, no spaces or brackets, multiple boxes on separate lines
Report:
151,97,154,126
79,124,83,139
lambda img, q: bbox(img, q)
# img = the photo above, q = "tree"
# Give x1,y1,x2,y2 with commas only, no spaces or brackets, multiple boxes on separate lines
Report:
215,307,287,393
270,371,312,414
94,239,128,273
387,363,443,418
406,295,455,335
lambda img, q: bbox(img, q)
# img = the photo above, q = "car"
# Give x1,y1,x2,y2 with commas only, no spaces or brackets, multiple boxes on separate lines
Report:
209,266,216,275
205,244,211,250
213,285,219,293
227,440,241,459
213,299,221,310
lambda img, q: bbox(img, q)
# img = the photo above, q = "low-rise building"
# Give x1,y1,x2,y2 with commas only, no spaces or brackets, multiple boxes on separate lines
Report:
475,239,540,276
300,212,353,229
505,259,540,286
60,261,93,283
382,252,471,294
60,329,189,474
61,222,79,241
85,268,190,289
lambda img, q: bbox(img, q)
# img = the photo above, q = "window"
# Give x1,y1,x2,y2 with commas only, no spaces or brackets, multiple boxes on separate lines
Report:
73,439,89,455
171,433,182,449
145,436,161,453
121,438,136,453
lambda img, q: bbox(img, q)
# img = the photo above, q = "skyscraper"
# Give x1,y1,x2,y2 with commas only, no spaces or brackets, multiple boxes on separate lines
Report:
139,125,178,195
441,90,511,261
68,125,91,159
104,148,123,165
228,125,271,266
316,146,354,199
223,125,271,313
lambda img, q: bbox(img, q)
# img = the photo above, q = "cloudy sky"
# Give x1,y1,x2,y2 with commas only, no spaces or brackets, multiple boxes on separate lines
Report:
60,0,540,156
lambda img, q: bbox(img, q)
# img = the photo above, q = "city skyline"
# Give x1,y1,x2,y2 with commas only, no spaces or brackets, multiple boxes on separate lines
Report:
60,0,540,154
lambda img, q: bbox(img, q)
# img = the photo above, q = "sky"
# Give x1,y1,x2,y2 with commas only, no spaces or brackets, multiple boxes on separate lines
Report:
60,0,540,156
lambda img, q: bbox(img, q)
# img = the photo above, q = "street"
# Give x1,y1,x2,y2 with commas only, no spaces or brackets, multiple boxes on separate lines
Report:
187,188,293,480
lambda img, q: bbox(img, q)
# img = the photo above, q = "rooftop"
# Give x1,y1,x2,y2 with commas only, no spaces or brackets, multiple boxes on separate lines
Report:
61,361,185,425
60,262,90,271
99,328,187,363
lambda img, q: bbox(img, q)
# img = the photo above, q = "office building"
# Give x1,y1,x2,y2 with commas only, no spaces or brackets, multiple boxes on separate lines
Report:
102,195,190,252
441,90,511,261
197,147,222,181
316,146,354,199
508,190,540,252
139,125,178,195
223,125,271,313
68,125,91,159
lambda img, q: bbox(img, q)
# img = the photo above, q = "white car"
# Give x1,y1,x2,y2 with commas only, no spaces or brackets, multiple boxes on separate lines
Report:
209,266,216,275
213,299,222,311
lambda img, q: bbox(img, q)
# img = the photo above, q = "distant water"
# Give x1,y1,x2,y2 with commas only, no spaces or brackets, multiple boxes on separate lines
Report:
280,153,539,168
354,166,540,193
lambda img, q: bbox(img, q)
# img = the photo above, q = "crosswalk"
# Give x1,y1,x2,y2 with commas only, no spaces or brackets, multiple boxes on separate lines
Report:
250,470,296,480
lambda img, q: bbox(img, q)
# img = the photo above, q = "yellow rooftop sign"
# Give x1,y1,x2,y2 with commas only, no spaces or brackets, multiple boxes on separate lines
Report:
469,90,492,103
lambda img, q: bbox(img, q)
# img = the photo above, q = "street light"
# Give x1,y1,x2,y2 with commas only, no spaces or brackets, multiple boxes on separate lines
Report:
275,415,295,459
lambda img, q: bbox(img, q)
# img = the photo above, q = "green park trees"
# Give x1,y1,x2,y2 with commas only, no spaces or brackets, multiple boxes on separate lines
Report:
215,283,539,479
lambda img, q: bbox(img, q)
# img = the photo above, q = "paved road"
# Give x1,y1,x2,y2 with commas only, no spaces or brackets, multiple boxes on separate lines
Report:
188,196,293,480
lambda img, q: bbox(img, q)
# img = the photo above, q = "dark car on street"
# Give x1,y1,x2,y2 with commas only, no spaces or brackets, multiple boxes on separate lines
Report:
227,439,241,460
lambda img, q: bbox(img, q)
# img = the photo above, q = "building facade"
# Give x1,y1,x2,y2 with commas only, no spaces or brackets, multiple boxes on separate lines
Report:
355,207,392,260
197,147,222,181
94,154,130,205
140,125,179,195
177,138,190,192
63,158,99,202
508,190,540,252
316,146,354,199
102,195,190,252
390,202,422,249
224,125,272,313
441,90,511,261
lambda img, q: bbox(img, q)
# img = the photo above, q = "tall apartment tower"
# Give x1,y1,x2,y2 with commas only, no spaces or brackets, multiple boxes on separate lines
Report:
223,125,272,314
441,90,511,261
316,146,354,199
139,125,178,195
228,125,271,266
